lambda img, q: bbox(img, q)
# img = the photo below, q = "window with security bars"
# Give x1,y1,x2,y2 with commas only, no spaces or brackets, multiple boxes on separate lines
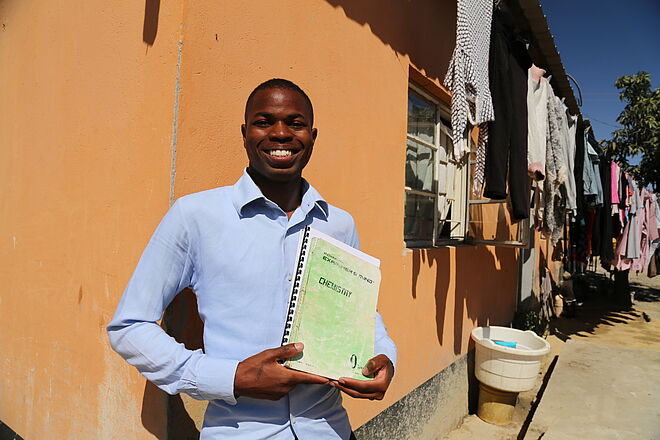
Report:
404,85,468,248
404,82,529,249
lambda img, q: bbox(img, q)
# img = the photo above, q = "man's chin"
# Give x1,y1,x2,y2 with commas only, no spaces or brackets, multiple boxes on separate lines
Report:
267,170,302,183
248,166,302,184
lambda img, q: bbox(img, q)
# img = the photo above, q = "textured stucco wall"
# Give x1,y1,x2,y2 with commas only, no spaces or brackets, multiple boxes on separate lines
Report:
0,0,524,438
171,0,517,429
0,0,181,438
355,351,478,440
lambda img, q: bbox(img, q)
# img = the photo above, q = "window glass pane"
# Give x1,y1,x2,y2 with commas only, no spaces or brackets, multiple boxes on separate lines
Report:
404,194,435,242
437,163,447,195
445,162,456,198
438,130,449,164
438,199,457,239
405,141,417,188
406,139,435,193
408,91,436,144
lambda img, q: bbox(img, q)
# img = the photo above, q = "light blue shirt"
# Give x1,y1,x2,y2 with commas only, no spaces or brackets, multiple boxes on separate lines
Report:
107,170,397,439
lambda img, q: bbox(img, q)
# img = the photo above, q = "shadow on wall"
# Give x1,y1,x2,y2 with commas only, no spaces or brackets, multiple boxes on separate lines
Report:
143,0,160,46
141,288,204,440
324,0,456,83
412,244,517,355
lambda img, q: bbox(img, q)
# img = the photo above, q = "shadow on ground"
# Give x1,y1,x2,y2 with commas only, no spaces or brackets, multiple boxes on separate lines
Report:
629,279,660,303
549,271,658,343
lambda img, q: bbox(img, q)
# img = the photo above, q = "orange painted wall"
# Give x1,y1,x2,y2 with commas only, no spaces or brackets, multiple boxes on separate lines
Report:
1,0,523,437
172,0,518,428
0,0,181,438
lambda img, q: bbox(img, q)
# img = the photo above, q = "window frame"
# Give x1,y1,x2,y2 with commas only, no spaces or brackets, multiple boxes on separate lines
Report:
404,83,469,248
404,81,529,250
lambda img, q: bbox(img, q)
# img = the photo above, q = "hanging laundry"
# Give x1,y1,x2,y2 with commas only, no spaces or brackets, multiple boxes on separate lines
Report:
613,178,643,271
648,193,660,276
483,9,531,220
557,98,578,212
618,169,629,224
527,64,549,181
582,130,603,208
625,177,642,260
611,162,621,205
573,118,587,214
569,117,588,267
636,189,659,272
592,158,614,264
648,251,658,278
444,0,494,162
541,85,568,244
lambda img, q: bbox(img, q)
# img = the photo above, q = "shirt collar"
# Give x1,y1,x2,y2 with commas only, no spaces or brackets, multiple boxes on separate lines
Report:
231,169,328,219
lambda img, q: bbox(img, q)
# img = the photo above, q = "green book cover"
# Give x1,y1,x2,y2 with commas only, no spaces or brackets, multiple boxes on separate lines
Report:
283,227,381,381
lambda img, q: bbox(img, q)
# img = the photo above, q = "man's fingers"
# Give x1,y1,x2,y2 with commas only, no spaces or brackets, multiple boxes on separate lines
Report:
269,342,304,361
286,369,330,385
337,377,386,394
333,382,382,400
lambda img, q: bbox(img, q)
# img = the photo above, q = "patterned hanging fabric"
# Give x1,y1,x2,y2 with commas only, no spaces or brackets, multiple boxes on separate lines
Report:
542,85,568,245
444,0,495,196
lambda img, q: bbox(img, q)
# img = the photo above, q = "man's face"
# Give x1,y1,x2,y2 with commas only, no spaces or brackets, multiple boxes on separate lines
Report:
242,88,317,183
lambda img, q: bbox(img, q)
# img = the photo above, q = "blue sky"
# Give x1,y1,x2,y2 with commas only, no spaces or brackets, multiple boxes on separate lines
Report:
541,1,660,143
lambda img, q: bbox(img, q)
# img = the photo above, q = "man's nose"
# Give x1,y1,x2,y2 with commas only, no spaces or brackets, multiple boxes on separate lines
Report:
269,121,293,142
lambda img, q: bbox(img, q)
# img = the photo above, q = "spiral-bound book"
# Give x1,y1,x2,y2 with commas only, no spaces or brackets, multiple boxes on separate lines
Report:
281,227,381,380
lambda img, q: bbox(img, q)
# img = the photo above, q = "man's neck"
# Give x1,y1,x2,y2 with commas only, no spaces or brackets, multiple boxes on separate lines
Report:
247,168,303,216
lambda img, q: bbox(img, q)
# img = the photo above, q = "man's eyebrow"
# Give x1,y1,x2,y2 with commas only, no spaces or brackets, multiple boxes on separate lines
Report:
252,112,307,120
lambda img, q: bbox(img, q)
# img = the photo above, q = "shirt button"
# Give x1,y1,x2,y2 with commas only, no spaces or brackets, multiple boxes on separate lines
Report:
291,417,297,424
287,275,292,281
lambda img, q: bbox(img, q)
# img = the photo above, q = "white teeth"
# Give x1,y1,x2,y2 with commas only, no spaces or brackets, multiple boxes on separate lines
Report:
267,150,293,157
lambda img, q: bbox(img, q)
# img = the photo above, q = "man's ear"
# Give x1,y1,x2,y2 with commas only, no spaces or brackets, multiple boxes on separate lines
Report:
241,124,247,143
312,127,318,142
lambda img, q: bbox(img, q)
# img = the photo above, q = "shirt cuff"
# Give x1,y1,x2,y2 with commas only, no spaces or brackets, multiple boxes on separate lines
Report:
190,356,240,405
374,341,397,375
374,349,397,372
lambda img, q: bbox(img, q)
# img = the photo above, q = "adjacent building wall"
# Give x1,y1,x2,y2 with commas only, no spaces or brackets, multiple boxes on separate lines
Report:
1,1,523,438
0,0,182,438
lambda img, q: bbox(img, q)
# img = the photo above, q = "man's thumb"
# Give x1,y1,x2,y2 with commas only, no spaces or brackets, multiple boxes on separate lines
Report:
273,342,304,360
362,359,377,375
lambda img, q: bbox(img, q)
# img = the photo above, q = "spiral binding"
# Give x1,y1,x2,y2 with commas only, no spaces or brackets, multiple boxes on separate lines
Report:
281,227,310,346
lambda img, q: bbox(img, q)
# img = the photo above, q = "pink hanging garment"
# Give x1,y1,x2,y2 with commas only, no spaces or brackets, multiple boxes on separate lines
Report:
611,162,620,205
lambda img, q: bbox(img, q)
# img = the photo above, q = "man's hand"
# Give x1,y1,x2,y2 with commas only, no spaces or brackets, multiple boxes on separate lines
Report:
234,343,329,400
332,354,394,400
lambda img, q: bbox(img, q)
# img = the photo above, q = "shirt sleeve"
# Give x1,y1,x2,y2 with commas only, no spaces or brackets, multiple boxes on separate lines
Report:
347,220,398,370
106,200,239,405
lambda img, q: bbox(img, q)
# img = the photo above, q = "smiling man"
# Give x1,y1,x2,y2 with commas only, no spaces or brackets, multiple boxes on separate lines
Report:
107,79,397,439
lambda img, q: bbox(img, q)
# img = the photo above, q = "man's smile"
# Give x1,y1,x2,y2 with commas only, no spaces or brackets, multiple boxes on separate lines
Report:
265,148,297,158
260,146,304,167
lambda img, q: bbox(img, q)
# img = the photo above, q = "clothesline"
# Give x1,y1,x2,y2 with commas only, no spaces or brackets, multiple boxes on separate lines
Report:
443,0,659,279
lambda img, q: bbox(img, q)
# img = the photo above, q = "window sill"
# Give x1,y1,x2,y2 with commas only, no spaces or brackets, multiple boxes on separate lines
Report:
405,239,473,249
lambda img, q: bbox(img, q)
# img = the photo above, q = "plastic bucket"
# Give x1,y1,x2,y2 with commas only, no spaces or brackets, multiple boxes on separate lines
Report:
477,382,518,425
471,326,550,392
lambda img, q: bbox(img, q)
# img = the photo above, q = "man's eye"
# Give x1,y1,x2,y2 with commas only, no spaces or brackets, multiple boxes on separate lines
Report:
254,120,270,127
290,121,305,128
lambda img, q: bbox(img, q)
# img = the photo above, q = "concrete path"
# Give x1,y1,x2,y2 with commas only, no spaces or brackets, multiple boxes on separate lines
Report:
523,340,659,439
443,270,660,440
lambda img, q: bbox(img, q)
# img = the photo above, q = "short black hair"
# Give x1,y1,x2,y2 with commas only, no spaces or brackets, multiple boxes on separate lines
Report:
244,78,314,124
